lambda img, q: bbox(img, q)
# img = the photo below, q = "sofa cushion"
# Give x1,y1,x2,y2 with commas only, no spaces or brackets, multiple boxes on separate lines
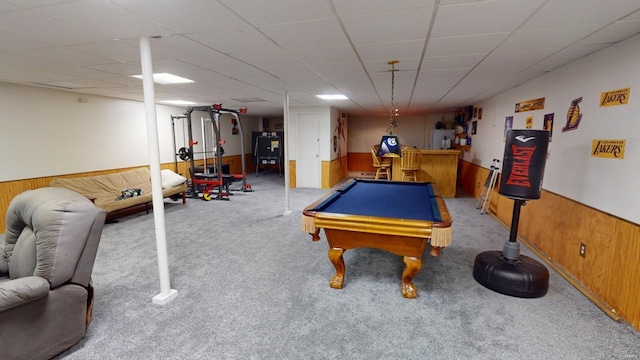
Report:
50,167,187,214
161,169,187,189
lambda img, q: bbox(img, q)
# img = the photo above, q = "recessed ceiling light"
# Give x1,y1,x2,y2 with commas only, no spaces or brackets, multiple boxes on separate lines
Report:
316,94,348,100
160,100,196,105
131,72,194,85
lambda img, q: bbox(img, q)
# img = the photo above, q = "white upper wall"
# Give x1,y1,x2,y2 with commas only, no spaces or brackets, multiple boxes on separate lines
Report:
0,82,259,181
465,34,640,225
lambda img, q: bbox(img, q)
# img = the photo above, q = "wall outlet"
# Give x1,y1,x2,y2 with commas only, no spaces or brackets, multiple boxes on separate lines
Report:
580,243,586,257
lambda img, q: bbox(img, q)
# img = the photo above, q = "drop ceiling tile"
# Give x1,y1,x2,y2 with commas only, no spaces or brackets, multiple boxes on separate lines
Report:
99,75,147,87
418,67,472,80
527,43,611,73
147,35,223,59
498,24,605,52
0,61,31,72
623,10,640,20
235,48,304,71
343,6,434,44
335,0,436,16
70,41,142,63
0,1,19,12
0,69,80,83
0,52,73,69
186,27,281,56
363,58,421,74
40,78,126,89
4,0,72,8
260,18,349,50
111,0,244,34
289,46,358,64
50,67,119,79
355,40,425,62
86,63,142,76
575,20,640,46
426,33,508,57
480,48,559,74
421,53,486,70
221,0,333,26
0,9,107,45
212,62,276,80
414,75,462,95
23,47,113,66
32,1,172,39
432,0,546,38
181,55,248,72
521,0,640,30
0,30,49,51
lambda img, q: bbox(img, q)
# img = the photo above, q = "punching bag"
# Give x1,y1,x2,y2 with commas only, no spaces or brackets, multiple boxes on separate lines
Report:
499,129,550,200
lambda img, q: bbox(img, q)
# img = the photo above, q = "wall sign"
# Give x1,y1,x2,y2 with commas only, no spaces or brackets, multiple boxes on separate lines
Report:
562,97,583,132
600,87,630,107
591,139,625,159
503,116,513,142
543,113,554,142
515,97,545,113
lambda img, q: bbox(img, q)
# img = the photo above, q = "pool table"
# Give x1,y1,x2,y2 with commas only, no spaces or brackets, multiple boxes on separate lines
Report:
302,179,452,298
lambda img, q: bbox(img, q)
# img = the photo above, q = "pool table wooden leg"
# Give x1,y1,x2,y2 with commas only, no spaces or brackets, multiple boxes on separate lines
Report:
430,246,442,257
401,256,422,299
328,247,345,289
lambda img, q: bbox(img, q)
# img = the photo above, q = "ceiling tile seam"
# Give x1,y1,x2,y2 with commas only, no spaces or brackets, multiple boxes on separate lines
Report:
454,5,640,106
107,1,176,37
406,0,440,112
174,34,298,98
429,0,551,109
107,1,303,101
518,10,640,75
324,0,383,115
213,0,344,103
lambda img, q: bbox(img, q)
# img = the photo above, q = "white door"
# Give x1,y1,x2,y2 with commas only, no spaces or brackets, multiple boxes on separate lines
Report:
296,112,321,188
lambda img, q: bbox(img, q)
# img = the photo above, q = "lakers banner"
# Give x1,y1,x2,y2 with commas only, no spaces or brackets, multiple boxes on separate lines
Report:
591,139,625,159
515,97,545,113
600,87,630,107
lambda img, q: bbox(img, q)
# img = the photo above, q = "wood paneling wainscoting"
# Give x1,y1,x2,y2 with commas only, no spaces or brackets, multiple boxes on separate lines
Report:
322,156,348,189
289,160,296,188
347,152,375,172
458,159,640,332
0,154,255,233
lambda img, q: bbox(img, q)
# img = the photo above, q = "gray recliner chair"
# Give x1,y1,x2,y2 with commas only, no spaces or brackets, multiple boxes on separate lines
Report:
0,187,107,360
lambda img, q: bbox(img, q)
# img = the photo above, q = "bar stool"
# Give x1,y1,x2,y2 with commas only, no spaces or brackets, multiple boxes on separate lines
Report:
400,148,421,181
371,146,392,180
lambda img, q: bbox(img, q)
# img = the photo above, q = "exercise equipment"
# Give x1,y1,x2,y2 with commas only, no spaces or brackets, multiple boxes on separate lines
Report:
473,129,550,298
170,114,188,173
477,158,500,214
178,104,252,201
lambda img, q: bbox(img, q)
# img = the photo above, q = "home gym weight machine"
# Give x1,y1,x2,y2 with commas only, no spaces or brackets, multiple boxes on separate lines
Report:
172,104,251,201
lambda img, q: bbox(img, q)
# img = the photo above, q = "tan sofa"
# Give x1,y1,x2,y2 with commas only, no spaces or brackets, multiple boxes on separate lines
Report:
50,167,187,215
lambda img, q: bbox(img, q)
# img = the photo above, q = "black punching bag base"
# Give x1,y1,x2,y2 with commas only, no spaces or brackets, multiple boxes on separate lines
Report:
473,250,549,298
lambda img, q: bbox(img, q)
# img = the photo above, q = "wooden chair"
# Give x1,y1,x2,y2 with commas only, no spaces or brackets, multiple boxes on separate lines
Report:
400,148,422,181
371,146,392,180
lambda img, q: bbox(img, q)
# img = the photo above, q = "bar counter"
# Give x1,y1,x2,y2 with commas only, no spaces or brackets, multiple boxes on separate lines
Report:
390,149,461,197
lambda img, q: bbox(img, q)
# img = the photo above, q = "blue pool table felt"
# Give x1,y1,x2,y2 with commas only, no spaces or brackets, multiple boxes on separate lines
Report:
310,180,441,222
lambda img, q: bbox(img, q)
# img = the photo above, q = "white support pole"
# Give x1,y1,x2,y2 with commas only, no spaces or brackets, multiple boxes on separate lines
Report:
283,91,292,215
139,37,178,305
